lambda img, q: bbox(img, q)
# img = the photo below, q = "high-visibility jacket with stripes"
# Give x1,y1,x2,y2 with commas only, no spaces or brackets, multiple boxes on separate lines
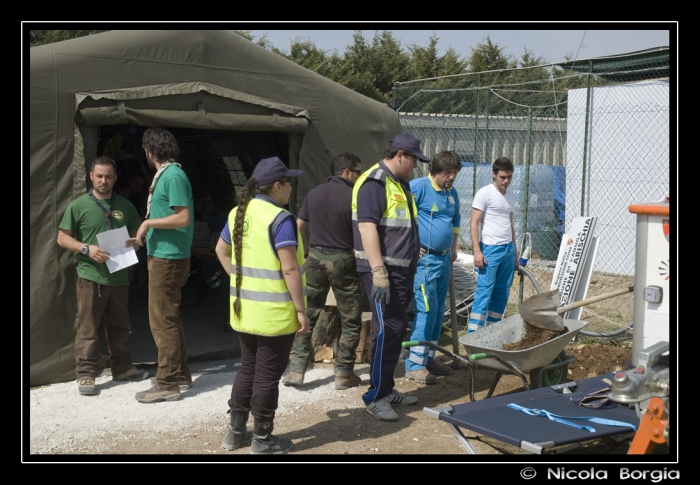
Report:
227,198,306,336
351,162,419,271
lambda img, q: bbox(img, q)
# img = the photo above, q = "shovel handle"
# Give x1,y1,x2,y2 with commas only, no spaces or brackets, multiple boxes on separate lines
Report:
557,286,634,314
401,340,472,367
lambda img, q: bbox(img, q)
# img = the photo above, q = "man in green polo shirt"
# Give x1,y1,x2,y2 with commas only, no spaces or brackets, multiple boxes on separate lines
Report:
132,128,195,404
57,156,149,396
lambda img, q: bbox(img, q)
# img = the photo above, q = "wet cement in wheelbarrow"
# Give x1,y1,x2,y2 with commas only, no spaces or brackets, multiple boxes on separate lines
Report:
502,323,568,351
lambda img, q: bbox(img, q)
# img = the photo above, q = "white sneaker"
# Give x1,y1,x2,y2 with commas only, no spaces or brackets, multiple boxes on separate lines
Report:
366,397,399,422
386,389,418,407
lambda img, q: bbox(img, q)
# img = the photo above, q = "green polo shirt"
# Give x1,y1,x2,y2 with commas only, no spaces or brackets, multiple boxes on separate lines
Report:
145,164,194,259
59,193,142,285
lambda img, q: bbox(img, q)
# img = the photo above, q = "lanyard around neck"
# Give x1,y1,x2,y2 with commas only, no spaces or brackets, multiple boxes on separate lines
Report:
89,188,117,230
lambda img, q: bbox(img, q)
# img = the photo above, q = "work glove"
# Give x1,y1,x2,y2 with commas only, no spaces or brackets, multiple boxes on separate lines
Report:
371,266,391,305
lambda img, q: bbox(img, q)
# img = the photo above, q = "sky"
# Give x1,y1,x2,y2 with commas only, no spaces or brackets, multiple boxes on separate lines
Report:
246,26,673,65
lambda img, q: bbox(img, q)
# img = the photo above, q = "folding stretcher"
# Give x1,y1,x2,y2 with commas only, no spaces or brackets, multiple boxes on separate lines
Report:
423,375,639,455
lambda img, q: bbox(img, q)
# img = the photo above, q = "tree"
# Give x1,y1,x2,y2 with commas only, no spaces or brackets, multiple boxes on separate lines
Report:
285,38,343,80
408,33,468,81
468,35,516,77
334,30,411,103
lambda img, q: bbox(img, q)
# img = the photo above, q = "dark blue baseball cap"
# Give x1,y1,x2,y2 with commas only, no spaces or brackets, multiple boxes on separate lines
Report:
389,133,430,162
252,157,303,187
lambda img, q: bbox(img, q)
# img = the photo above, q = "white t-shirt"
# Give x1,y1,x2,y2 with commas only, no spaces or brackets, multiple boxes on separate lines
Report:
472,184,515,246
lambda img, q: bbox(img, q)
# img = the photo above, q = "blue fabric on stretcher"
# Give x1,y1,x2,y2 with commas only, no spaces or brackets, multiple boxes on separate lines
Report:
437,376,638,449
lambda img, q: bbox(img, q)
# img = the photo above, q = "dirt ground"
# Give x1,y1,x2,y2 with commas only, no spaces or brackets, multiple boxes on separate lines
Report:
32,264,663,459
68,339,643,458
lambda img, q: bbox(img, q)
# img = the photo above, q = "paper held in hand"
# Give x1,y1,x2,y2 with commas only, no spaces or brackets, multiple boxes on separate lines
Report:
95,226,139,274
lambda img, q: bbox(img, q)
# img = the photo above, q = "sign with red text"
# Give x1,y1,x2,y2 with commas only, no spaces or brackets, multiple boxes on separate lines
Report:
550,216,598,315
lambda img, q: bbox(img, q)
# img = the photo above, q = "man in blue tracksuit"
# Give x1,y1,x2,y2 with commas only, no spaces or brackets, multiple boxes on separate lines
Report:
468,157,519,333
405,151,462,385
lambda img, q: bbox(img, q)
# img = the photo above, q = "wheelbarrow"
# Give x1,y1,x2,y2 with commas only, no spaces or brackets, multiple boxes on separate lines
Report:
402,313,589,401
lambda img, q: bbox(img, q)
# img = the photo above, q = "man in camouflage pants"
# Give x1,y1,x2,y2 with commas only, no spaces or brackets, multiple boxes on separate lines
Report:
282,153,365,390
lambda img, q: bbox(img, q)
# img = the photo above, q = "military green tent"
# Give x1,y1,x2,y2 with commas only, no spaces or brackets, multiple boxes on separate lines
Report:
29,30,401,386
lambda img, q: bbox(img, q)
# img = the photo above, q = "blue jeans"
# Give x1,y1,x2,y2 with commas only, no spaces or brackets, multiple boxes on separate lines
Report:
406,252,451,371
468,242,515,333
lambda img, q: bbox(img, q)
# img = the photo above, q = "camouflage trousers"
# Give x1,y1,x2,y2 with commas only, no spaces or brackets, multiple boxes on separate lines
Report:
288,247,363,376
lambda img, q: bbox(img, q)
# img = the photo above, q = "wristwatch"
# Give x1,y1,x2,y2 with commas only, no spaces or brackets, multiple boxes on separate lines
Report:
81,244,90,255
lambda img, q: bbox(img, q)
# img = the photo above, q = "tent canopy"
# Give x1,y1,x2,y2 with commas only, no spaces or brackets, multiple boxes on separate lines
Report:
29,30,401,385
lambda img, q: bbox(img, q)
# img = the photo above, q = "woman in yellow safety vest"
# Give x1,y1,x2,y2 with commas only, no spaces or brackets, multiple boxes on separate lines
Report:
215,156,310,455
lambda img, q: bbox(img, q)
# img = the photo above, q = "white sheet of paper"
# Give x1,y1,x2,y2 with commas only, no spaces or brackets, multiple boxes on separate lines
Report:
95,226,138,274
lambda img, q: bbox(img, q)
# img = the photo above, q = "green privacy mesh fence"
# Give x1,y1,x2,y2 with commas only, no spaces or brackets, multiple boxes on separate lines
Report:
394,48,670,281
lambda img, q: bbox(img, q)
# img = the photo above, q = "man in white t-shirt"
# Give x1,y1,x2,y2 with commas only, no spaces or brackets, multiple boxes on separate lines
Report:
468,157,519,333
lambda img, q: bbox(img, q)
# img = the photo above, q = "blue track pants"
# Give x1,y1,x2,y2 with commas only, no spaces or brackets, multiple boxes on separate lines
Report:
406,252,451,371
468,241,515,333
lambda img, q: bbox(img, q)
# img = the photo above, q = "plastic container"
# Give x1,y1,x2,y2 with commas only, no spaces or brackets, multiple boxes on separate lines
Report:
537,221,562,261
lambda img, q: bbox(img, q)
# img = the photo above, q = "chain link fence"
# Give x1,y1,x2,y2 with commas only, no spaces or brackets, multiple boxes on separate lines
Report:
395,48,670,332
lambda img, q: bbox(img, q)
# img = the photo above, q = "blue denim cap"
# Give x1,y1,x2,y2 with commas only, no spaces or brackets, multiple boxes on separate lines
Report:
252,156,303,187
389,133,430,162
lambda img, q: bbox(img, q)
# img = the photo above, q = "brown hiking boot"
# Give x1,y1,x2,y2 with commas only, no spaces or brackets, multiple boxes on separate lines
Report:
113,367,150,382
150,376,192,391
426,360,453,375
405,368,437,385
77,377,96,396
281,372,304,387
335,373,362,390
135,385,180,403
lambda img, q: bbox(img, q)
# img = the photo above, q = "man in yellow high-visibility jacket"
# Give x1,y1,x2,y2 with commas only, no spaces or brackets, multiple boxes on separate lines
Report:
352,134,428,422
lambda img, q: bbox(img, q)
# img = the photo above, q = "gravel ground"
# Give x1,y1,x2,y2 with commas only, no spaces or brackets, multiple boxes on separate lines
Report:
29,360,298,452
28,359,393,457
27,354,517,459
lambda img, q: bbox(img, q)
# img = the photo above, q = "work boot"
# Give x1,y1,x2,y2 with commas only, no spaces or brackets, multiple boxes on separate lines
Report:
113,367,150,382
77,377,96,396
150,376,192,391
134,385,180,403
251,418,293,455
426,360,453,376
281,371,304,387
334,373,361,390
405,368,437,385
221,410,253,451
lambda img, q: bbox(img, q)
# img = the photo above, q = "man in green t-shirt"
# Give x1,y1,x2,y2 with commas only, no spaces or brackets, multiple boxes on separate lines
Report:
132,128,195,404
57,156,149,396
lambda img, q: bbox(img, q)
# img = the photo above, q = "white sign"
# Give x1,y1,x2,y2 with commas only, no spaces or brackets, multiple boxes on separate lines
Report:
550,216,597,308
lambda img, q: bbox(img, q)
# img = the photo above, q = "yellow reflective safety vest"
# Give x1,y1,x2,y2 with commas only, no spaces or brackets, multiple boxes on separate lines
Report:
227,198,306,336
351,162,418,272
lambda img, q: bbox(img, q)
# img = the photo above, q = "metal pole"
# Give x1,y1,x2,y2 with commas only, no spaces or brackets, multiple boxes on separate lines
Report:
472,74,480,199
485,88,491,163
524,106,532,235
449,261,460,361
581,60,593,216
521,106,533,304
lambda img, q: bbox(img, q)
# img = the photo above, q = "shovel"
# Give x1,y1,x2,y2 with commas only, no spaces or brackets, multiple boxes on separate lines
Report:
518,286,634,331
